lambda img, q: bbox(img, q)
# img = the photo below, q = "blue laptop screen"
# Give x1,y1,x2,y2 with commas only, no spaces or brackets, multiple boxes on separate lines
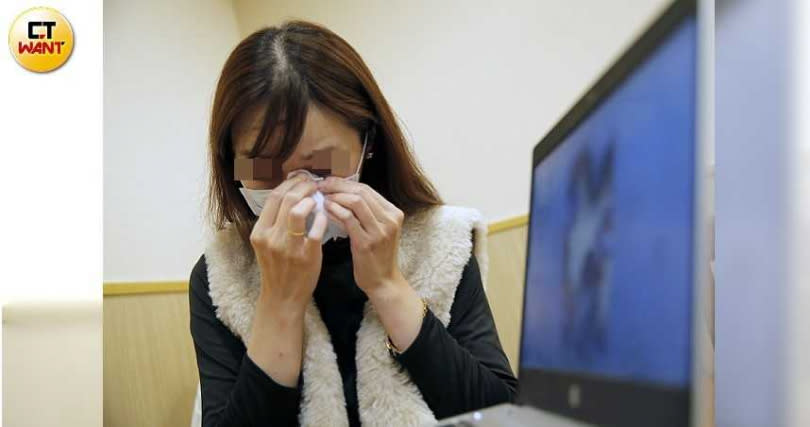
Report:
520,16,696,387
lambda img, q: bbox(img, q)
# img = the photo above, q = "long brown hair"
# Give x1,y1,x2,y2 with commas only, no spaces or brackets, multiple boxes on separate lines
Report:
207,20,443,245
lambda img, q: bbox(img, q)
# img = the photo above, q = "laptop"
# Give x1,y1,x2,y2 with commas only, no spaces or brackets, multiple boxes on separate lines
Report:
436,0,710,426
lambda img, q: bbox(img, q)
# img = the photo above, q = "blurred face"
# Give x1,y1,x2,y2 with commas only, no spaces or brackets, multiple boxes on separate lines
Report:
232,102,364,190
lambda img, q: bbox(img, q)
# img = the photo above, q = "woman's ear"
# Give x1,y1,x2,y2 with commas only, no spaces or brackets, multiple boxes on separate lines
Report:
365,125,377,159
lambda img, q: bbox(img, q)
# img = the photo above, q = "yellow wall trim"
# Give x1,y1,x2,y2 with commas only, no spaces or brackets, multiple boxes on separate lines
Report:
104,281,188,296
487,214,528,235
103,214,529,296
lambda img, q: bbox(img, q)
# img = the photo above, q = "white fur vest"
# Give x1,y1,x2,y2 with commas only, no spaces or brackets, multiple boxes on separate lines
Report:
203,205,489,426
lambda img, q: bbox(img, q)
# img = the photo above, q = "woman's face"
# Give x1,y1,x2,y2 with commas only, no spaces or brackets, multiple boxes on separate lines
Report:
232,102,364,190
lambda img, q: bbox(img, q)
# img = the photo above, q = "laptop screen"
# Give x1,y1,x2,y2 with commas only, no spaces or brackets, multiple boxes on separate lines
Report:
520,14,696,390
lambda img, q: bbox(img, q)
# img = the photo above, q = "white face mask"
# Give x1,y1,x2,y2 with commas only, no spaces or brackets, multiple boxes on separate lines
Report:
238,138,367,244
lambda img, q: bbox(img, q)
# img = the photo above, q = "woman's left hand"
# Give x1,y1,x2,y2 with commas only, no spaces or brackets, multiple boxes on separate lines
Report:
319,177,427,353
317,177,406,296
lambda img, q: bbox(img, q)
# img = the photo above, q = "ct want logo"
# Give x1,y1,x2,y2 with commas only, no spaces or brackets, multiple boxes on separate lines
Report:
8,7,74,73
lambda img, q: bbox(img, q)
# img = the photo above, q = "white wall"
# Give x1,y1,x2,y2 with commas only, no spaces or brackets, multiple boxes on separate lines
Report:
233,0,671,222
788,0,810,424
2,0,104,421
715,0,808,426
104,0,240,281
1,0,103,304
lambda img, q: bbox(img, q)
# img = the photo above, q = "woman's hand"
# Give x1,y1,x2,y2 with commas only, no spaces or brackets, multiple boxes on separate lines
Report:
246,173,328,388
317,177,406,295
249,173,328,313
318,177,425,353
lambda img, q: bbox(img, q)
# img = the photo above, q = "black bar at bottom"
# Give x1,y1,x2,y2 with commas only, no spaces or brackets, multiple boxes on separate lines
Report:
517,368,690,427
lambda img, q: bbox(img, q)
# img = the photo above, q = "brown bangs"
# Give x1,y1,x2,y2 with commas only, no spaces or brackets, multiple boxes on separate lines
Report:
244,72,310,162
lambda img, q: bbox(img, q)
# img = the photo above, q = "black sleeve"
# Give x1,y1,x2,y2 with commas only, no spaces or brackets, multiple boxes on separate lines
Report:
393,251,519,419
189,254,302,427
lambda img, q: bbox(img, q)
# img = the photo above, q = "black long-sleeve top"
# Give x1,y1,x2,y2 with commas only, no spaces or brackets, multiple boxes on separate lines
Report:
189,236,517,426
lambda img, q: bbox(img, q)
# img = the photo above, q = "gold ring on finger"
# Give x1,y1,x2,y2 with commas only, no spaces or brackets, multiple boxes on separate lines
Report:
288,229,306,237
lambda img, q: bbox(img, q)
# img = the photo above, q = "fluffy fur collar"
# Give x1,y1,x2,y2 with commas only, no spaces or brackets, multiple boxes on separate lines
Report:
204,205,488,426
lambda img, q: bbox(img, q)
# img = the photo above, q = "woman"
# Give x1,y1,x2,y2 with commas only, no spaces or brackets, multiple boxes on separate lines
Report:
189,20,517,427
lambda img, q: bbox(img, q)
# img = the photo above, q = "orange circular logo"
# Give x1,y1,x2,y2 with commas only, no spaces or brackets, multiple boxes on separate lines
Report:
8,7,74,73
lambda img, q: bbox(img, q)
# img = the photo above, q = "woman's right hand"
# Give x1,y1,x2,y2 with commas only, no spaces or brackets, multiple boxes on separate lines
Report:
249,173,328,313
246,173,327,387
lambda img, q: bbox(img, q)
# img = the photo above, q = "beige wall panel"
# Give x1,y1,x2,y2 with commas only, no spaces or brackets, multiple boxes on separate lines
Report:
3,302,102,427
485,225,528,374
103,293,198,427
